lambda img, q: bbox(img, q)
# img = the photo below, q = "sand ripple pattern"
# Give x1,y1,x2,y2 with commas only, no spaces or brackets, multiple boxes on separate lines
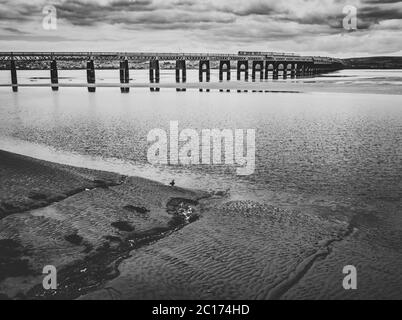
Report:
82,200,348,300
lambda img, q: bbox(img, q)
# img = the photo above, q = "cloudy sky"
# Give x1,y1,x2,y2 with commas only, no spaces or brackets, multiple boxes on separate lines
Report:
0,0,401,57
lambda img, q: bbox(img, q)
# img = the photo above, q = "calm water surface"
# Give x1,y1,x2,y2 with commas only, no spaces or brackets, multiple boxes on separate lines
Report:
0,69,401,218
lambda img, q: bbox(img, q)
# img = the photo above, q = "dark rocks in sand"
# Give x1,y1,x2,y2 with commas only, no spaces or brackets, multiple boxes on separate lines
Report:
65,234,84,246
123,205,150,214
166,198,198,214
168,215,186,228
111,221,135,232
128,227,170,240
166,198,200,227
0,239,33,281
104,235,123,250
168,213,200,229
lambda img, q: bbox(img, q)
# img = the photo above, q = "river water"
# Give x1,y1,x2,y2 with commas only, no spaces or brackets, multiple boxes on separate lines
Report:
0,69,401,202
0,69,402,298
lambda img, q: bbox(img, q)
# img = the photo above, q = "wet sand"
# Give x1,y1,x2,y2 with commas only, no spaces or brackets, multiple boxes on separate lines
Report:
0,150,209,299
1,150,402,300
80,196,402,300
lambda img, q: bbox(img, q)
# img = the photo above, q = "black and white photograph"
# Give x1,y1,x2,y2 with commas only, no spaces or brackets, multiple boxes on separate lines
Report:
0,0,401,305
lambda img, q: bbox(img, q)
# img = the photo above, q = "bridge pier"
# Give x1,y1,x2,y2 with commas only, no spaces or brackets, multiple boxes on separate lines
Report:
290,63,296,79
176,60,186,92
302,64,307,77
10,59,18,92
237,60,249,92
219,60,231,80
273,63,279,80
87,60,96,92
283,64,288,79
120,59,130,93
304,64,310,77
305,65,310,77
264,62,269,80
219,60,231,92
237,61,249,81
264,62,273,80
199,60,210,92
50,59,59,91
296,63,303,78
252,61,264,81
149,59,160,92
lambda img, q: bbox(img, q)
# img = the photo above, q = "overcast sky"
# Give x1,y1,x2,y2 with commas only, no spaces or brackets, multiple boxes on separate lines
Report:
0,0,401,57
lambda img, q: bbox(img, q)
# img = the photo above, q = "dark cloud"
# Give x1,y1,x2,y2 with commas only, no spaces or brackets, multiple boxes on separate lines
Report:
218,2,281,17
49,0,235,30
1,0,401,31
0,2,38,22
359,6,402,21
356,2,402,30
0,0,401,55
363,0,402,3
55,0,155,26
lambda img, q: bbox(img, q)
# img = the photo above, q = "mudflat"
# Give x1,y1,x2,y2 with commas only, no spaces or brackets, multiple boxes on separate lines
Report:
1,150,402,300
0,150,208,299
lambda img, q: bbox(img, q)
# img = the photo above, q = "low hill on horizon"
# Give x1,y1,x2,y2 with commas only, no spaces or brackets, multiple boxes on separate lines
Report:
342,56,402,69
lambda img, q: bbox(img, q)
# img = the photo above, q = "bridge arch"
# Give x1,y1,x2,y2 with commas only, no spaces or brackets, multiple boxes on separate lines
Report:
219,60,231,81
264,62,274,79
199,60,210,92
252,60,264,81
237,60,249,81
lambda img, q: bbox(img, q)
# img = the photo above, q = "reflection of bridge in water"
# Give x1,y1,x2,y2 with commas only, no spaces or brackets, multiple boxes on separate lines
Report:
0,51,345,93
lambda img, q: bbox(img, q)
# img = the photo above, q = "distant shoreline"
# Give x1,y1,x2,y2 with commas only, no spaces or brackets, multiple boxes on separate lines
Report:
342,56,402,69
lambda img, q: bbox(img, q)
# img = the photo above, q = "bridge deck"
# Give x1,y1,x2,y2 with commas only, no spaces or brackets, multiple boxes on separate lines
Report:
0,52,342,65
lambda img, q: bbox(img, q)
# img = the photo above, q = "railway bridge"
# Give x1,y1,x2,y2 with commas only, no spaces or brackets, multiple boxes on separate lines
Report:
0,51,345,92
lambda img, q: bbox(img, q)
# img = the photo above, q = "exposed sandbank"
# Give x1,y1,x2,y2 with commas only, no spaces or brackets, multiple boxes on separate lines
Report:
1,150,402,300
0,150,209,299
